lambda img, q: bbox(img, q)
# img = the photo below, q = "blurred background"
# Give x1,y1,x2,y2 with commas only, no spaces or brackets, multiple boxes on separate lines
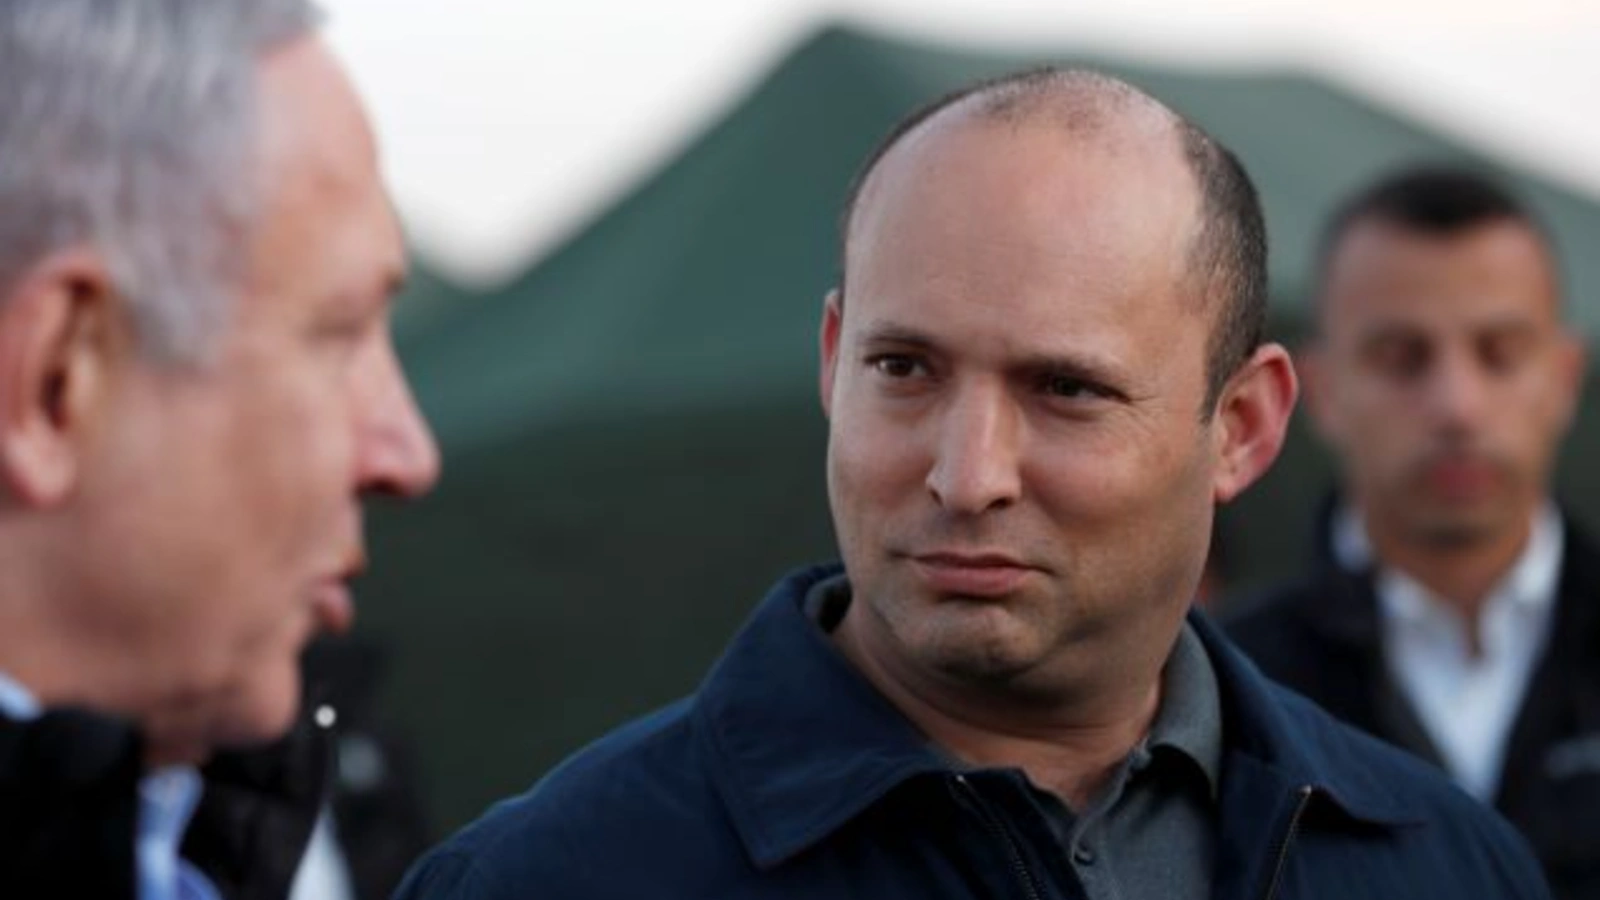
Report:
316,0,1600,836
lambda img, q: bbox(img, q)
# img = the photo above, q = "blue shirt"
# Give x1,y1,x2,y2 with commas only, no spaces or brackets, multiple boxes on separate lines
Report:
0,671,220,900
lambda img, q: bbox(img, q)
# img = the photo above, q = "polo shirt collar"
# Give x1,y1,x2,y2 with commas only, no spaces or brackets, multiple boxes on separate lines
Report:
1146,621,1223,800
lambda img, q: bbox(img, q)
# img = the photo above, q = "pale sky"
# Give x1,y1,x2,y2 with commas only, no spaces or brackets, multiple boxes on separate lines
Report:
322,0,1600,285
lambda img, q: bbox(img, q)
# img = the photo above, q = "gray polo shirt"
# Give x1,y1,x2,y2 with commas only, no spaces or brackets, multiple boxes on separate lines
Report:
1028,621,1222,900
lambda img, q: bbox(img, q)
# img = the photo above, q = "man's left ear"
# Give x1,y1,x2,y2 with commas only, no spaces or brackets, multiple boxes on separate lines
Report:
0,248,122,507
1210,343,1298,505
1553,329,1589,432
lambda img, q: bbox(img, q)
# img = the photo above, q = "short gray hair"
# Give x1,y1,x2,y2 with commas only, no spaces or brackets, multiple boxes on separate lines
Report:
0,0,321,362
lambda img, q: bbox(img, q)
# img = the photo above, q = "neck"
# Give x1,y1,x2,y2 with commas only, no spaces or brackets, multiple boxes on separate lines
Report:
1359,506,1536,643
0,547,208,767
833,609,1162,810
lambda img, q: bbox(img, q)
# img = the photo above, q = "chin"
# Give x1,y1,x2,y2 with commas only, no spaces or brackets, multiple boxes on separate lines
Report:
1408,506,1509,548
914,613,1049,684
212,668,304,751
930,647,1036,685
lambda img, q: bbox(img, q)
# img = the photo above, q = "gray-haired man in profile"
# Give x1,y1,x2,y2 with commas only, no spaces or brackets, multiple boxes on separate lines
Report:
0,3,439,898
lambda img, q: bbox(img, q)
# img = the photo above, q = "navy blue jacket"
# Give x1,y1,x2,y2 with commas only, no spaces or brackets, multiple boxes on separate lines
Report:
397,564,1550,900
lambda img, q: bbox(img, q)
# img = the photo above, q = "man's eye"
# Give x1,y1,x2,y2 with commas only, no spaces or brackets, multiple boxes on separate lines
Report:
870,355,923,378
1042,374,1103,399
1366,340,1428,379
1479,334,1533,374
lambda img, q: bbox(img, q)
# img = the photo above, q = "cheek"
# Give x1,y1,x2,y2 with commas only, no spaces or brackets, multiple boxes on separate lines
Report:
227,374,357,547
828,407,925,503
1031,429,1192,522
1513,369,1574,444
1325,389,1412,462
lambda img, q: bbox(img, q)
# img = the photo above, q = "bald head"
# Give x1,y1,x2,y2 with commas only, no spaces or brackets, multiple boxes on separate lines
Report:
837,68,1267,408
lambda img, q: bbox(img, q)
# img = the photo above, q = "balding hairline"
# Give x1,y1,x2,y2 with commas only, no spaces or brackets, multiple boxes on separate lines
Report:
841,68,1180,262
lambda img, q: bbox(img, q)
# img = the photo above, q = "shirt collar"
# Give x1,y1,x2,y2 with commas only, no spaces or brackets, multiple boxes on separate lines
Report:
0,670,41,720
1508,503,1564,615
138,765,208,900
1330,504,1374,574
1145,620,1223,799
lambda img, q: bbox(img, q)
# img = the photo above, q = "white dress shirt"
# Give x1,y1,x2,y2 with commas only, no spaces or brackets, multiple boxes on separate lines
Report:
1332,504,1563,802
0,671,220,900
288,808,357,900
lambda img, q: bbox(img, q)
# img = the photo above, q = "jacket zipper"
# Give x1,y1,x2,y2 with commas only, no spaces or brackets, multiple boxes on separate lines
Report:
952,774,1045,900
1261,785,1315,900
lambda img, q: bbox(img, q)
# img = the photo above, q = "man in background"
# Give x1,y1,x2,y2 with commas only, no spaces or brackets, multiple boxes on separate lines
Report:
397,72,1547,900
0,2,439,897
1227,166,1595,898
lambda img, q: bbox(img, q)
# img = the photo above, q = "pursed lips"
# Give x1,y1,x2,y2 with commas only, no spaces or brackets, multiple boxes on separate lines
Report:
905,550,1042,597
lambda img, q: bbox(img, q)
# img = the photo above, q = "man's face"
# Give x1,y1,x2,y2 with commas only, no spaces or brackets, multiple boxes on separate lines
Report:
821,118,1226,699
1305,218,1582,550
72,37,439,757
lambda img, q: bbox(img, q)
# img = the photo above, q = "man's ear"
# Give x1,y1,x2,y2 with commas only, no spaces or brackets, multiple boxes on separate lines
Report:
819,288,843,419
1551,328,1589,435
0,250,122,507
1211,342,1299,505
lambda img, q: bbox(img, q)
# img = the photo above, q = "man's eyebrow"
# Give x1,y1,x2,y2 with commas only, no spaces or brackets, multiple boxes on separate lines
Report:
1011,351,1124,384
1473,316,1541,339
1354,321,1424,349
855,321,941,350
856,319,1129,384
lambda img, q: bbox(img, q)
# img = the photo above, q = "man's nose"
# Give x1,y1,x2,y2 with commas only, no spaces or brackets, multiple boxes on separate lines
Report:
1423,348,1490,433
925,383,1022,515
356,340,441,498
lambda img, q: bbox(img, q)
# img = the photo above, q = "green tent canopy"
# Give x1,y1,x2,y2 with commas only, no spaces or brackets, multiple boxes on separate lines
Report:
365,23,1600,830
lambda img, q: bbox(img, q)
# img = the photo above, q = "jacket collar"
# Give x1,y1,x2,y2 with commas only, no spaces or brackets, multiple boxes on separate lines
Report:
693,564,949,870
697,564,1418,871
1191,612,1418,825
